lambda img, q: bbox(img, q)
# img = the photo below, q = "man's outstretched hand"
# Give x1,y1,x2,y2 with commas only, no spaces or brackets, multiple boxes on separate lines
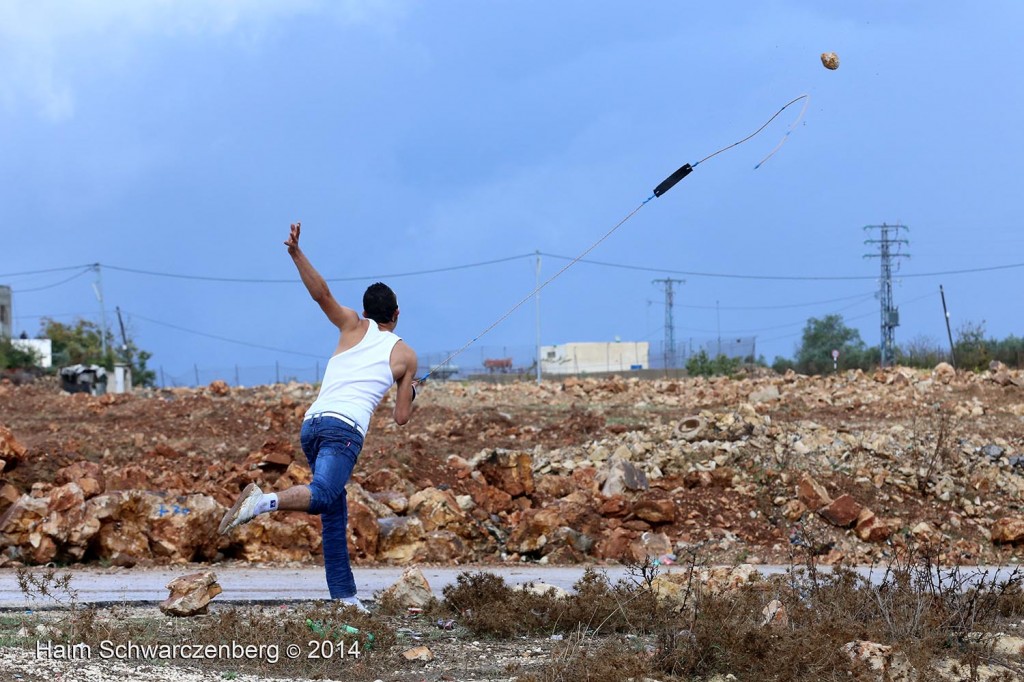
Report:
284,222,301,255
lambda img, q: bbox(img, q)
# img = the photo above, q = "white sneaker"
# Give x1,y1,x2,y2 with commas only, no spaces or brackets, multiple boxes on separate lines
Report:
218,482,263,534
339,596,369,613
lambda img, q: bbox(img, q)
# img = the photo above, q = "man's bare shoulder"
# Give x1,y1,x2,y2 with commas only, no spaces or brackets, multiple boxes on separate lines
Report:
394,338,417,356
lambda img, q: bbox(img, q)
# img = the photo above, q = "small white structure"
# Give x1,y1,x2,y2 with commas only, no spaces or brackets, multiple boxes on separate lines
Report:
112,364,133,394
11,338,53,368
540,341,648,375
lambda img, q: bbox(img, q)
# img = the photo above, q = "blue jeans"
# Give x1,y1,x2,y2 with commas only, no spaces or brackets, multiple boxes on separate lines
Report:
300,415,364,599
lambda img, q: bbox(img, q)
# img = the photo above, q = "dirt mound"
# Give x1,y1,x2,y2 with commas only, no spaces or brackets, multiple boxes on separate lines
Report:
1,365,1022,567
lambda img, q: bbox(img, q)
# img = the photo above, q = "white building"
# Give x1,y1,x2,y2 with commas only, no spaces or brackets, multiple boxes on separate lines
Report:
12,338,53,368
540,341,648,375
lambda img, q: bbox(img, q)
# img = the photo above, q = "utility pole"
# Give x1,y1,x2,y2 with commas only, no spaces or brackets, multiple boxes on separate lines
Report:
535,250,542,385
652,278,685,369
115,306,133,366
864,223,910,368
92,263,108,359
716,299,721,357
940,285,956,368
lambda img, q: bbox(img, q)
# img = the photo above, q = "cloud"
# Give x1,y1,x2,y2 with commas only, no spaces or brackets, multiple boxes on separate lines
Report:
0,0,407,121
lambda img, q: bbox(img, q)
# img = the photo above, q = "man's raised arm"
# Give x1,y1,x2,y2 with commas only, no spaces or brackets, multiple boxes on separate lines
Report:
285,222,359,331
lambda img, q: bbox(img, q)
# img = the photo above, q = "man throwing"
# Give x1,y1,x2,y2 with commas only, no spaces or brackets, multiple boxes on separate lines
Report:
219,222,418,611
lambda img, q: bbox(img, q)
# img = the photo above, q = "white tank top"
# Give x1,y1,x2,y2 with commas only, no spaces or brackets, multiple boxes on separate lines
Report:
305,320,400,434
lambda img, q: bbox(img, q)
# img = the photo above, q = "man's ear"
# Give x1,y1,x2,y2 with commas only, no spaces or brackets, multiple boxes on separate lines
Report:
393,308,400,323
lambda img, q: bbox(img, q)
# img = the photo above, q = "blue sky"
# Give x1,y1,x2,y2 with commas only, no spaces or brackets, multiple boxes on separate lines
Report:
1,1,1021,383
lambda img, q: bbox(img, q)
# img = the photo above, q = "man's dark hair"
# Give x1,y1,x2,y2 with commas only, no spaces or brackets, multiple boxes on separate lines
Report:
363,282,398,324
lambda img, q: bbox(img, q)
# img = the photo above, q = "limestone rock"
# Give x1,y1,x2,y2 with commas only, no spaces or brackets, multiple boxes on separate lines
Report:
990,517,1024,544
380,566,433,608
159,570,222,616
797,475,832,510
782,499,807,522
652,565,761,605
206,379,230,396
371,490,409,514
933,362,955,383
477,449,534,497
600,457,649,496
748,385,780,404
402,645,435,662
842,640,915,681
633,498,676,524
819,494,863,528
466,479,515,515
233,512,321,563
346,500,380,559
594,527,634,561
377,517,425,563
506,507,561,554
361,468,415,496
855,509,896,543
408,487,471,533
911,521,940,543
0,424,27,471
55,461,105,499
421,530,470,562
0,494,53,563
630,531,672,560
0,482,20,507
991,633,1024,657
761,599,788,628
151,495,223,562
513,581,569,599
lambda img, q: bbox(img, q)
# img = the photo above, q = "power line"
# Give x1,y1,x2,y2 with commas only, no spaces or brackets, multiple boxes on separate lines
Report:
676,291,878,311
758,290,939,343
677,293,877,335
0,264,95,278
3,255,1022,285
13,312,98,320
541,252,1024,281
10,267,92,293
102,254,536,283
126,311,322,358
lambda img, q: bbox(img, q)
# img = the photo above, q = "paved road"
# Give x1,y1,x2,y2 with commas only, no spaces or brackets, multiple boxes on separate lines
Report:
1,563,1019,609
0,565,635,609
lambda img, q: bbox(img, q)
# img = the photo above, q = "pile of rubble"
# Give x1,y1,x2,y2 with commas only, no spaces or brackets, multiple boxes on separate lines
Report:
0,362,1022,567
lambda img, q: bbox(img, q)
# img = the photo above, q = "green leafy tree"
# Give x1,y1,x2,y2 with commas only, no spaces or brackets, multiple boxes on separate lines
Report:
40,318,156,387
990,334,1024,368
771,355,796,374
685,349,742,377
794,314,869,375
0,338,40,370
953,320,990,372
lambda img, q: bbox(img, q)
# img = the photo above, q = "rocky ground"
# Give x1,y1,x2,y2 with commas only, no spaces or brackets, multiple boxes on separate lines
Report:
3,364,1024,681
1,363,1024,571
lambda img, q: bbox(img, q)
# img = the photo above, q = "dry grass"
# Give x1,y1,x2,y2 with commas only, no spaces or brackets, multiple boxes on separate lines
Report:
11,567,399,680
8,546,1024,681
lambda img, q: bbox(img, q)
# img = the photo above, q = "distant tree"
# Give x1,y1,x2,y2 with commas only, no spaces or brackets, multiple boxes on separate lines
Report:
685,350,742,377
771,355,796,374
0,338,39,370
990,334,1024,368
794,314,868,375
898,334,947,368
40,318,156,387
953,320,989,372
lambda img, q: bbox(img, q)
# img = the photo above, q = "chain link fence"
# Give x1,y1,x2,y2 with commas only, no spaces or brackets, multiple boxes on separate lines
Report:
157,337,758,387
